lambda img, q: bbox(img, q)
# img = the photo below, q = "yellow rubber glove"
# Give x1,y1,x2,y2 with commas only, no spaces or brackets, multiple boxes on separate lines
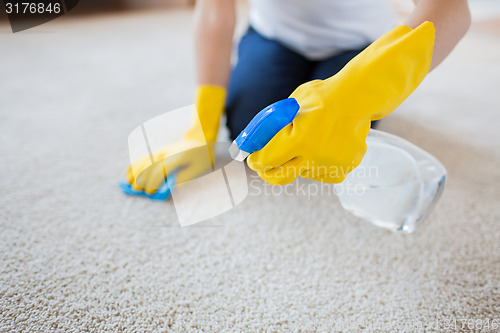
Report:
127,85,226,194
247,22,435,185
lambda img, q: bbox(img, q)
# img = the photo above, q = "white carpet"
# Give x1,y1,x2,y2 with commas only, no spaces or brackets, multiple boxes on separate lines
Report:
0,9,499,332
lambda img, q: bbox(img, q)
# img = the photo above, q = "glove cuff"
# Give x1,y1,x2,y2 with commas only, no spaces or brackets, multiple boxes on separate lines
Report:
315,21,435,121
184,85,226,143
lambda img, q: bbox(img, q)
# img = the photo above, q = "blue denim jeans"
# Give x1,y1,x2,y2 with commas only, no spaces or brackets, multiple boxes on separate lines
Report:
225,26,373,140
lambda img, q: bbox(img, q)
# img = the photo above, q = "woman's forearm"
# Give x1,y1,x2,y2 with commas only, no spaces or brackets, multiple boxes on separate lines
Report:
406,0,471,70
194,0,236,87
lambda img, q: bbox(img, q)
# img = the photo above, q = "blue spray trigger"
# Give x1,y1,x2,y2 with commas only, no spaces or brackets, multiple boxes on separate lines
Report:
234,98,300,156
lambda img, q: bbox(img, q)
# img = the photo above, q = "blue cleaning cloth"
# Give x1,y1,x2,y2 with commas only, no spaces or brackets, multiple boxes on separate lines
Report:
119,172,177,201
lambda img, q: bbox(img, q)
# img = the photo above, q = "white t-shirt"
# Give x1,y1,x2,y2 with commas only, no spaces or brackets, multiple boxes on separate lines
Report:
248,0,397,60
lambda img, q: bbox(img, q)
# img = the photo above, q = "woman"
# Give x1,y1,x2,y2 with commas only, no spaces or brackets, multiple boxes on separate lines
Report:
126,0,470,193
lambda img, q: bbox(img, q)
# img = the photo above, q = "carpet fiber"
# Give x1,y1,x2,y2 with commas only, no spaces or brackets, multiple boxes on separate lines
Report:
1,9,499,332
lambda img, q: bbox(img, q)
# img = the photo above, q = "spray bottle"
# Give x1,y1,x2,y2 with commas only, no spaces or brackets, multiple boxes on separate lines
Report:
229,98,447,233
